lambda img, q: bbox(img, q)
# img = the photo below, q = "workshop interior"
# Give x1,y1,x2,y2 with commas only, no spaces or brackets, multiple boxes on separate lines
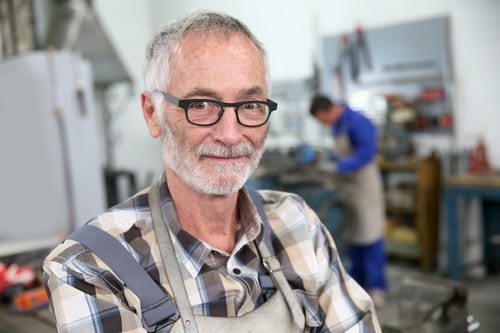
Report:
0,0,499,332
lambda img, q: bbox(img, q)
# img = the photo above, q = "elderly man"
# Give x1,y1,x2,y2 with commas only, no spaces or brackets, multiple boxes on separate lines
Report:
43,11,381,333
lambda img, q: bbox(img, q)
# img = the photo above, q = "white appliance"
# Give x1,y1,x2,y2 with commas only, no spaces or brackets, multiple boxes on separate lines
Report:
0,51,106,256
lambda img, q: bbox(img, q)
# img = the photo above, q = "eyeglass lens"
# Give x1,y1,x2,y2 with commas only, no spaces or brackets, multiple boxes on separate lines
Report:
186,101,270,126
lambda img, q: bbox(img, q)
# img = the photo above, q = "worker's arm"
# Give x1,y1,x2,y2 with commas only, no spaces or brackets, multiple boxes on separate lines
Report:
335,111,377,174
43,242,146,333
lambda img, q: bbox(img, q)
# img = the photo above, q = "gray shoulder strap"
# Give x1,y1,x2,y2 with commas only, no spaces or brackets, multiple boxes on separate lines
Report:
149,179,199,333
247,188,306,329
68,224,179,330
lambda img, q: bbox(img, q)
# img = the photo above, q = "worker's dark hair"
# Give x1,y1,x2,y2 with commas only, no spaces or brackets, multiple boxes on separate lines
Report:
309,95,333,116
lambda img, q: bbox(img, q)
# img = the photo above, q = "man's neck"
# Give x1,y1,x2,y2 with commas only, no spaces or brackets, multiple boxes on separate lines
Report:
164,170,240,253
331,104,345,124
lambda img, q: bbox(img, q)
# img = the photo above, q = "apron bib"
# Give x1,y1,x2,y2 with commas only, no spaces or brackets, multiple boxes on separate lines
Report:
148,180,305,333
169,291,301,333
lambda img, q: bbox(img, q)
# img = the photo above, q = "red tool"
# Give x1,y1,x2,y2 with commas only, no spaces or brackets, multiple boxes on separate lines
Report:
468,138,493,173
419,87,445,102
0,262,36,298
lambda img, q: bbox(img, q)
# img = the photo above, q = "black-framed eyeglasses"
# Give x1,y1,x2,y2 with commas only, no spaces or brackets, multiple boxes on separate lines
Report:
154,90,278,127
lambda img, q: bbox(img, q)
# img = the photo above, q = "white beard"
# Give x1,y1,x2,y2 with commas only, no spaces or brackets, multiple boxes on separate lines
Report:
159,120,265,195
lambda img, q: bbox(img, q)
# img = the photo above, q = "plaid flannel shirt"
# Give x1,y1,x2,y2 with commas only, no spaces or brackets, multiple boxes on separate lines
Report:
43,184,381,332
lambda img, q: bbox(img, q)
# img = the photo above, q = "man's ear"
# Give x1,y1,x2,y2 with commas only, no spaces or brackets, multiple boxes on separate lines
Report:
141,91,161,138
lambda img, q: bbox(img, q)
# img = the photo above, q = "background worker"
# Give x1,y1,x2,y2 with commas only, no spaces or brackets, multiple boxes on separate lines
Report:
43,11,381,332
310,94,387,307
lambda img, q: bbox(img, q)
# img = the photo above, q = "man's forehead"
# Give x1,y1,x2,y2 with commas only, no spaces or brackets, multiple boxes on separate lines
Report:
176,31,257,56
168,33,267,95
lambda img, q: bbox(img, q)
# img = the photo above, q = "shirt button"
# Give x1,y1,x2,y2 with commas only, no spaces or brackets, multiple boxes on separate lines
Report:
233,268,241,275
211,250,219,255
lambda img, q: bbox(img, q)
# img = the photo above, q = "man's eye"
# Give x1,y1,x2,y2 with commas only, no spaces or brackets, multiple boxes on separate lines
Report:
241,102,259,110
190,101,209,110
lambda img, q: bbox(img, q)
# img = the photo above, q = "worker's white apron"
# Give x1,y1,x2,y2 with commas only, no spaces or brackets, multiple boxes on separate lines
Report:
333,129,385,245
149,180,305,333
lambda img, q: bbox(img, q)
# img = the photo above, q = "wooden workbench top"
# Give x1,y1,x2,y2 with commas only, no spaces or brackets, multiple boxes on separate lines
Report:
446,172,500,188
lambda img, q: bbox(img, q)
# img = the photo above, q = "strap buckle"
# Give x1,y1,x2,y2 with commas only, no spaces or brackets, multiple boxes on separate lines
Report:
142,296,180,331
262,256,282,273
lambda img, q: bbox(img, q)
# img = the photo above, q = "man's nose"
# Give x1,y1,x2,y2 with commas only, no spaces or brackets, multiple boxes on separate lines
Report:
212,107,243,144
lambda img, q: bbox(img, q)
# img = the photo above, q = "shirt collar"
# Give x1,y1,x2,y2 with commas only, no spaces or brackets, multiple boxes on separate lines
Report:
156,177,263,278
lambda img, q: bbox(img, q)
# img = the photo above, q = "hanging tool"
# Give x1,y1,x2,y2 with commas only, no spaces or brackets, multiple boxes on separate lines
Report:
345,34,360,82
332,33,349,99
331,25,373,95
348,25,373,82
354,25,372,72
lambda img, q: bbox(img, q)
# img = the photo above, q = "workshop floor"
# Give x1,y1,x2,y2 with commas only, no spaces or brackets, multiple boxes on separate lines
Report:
1,260,499,333
378,261,500,332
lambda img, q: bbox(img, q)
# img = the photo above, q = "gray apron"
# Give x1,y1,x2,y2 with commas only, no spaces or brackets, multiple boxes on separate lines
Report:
149,180,306,333
334,128,385,245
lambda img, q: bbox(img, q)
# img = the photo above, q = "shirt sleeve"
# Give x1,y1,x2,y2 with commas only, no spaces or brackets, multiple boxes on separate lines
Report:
43,242,147,333
266,191,382,332
336,111,377,174
300,202,381,332
315,223,381,332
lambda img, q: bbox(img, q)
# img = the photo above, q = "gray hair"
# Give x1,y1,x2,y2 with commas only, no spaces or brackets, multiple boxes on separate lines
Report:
143,10,270,94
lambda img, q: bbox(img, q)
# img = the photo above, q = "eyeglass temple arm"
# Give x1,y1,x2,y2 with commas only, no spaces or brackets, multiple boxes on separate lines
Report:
154,90,180,106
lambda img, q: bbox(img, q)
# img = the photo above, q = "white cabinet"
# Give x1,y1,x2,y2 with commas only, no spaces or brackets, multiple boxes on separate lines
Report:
0,51,106,255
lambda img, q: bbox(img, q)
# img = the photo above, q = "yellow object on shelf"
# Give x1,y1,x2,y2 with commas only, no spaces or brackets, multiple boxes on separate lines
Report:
391,226,418,244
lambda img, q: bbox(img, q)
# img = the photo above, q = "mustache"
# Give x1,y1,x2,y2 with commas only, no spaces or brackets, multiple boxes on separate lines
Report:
196,141,255,158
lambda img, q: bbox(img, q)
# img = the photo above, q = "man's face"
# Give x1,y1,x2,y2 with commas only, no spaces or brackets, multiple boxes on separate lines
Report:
315,108,333,125
158,33,269,195
315,104,341,125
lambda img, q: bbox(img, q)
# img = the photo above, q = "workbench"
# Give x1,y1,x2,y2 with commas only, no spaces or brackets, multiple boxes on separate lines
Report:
444,173,500,279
